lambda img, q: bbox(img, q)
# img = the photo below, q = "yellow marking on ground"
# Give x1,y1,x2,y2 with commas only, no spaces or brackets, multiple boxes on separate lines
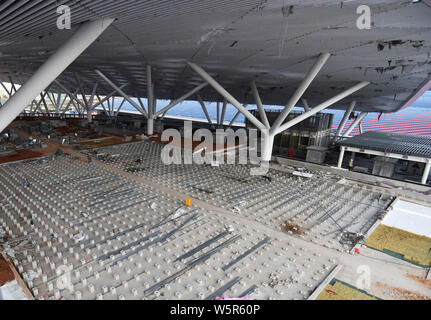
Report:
365,224,431,267
317,281,376,300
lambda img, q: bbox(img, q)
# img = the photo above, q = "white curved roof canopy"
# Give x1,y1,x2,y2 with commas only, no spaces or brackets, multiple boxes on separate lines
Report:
0,0,430,113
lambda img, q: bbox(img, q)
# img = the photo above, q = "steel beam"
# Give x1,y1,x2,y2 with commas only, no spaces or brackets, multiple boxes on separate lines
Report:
338,146,346,168
422,162,431,185
197,95,213,125
271,53,331,131
87,82,98,122
54,80,87,110
220,99,227,126
336,101,356,139
251,81,270,129
92,83,128,110
154,82,208,117
187,62,266,130
302,99,310,112
74,72,89,110
261,129,275,162
342,112,368,137
216,101,221,125
272,82,369,136
146,65,154,135
61,91,79,115
228,111,241,127
95,69,148,118
115,98,126,116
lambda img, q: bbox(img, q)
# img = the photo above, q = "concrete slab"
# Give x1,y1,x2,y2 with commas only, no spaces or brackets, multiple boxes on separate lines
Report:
382,200,431,237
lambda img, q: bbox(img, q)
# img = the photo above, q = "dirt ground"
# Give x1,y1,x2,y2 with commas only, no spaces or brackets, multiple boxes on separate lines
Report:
0,255,15,286
373,282,431,300
406,273,431,288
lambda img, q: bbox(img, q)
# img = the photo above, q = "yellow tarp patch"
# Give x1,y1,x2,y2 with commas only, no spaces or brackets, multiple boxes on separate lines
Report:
365,225,431,267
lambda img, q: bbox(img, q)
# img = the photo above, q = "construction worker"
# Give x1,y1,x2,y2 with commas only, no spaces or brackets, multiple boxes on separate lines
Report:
348,158,354,171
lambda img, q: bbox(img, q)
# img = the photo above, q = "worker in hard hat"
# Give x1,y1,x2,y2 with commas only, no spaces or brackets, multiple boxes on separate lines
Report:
348,158,354,171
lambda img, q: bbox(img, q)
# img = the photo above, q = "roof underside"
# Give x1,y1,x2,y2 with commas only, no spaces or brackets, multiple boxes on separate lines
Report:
0,0,430,113
339,131,431,158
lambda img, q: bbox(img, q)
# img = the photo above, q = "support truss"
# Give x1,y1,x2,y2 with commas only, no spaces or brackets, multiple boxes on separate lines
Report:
188,54,370,162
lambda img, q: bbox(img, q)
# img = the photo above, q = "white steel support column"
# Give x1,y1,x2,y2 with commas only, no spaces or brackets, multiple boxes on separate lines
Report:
422,162,431,185
228,111,241,127
216,101,221,126
54,80,87,111
302,99,310,112
147,65,154,135
115,98,126,116
95,69,148,118
188,58,369,168
343,112,368,137
272,82,369,136
87,82,98,123
251,80,270,129
220,99,227,126
335,101,356,139
261,129,275,162
338,146,346,168
271,53,331,132
0,18,114,133
154,83,208,117
187,62,266,131
92,84,128,110
197,95,213,126
62,90,79,115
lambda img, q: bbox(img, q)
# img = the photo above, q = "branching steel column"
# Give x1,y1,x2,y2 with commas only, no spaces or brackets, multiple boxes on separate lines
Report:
115,98,126,116
95,69,148,118
54,80,87,110
188,62,266,131
147,65,154,135
220,99,227,126
74,72,89,110
217,101,221,125
228,111,241,127
271,53,331,132
87,82,98,122
197,95,213,126
251,81,270,129
342,112,368,138
92,83,128,110
335,101,356,139
422,162,431,185
154,83,208,117
338,146,346,168
40,91,50,114
302,99,310,112
261,129,275,162
61,90,79,115
0,18,114,132
272,82,370,136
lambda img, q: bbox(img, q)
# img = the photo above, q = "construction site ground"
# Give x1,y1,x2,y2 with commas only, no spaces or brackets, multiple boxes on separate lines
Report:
365,225,431,267
317,279,378,300
1,121,431,300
